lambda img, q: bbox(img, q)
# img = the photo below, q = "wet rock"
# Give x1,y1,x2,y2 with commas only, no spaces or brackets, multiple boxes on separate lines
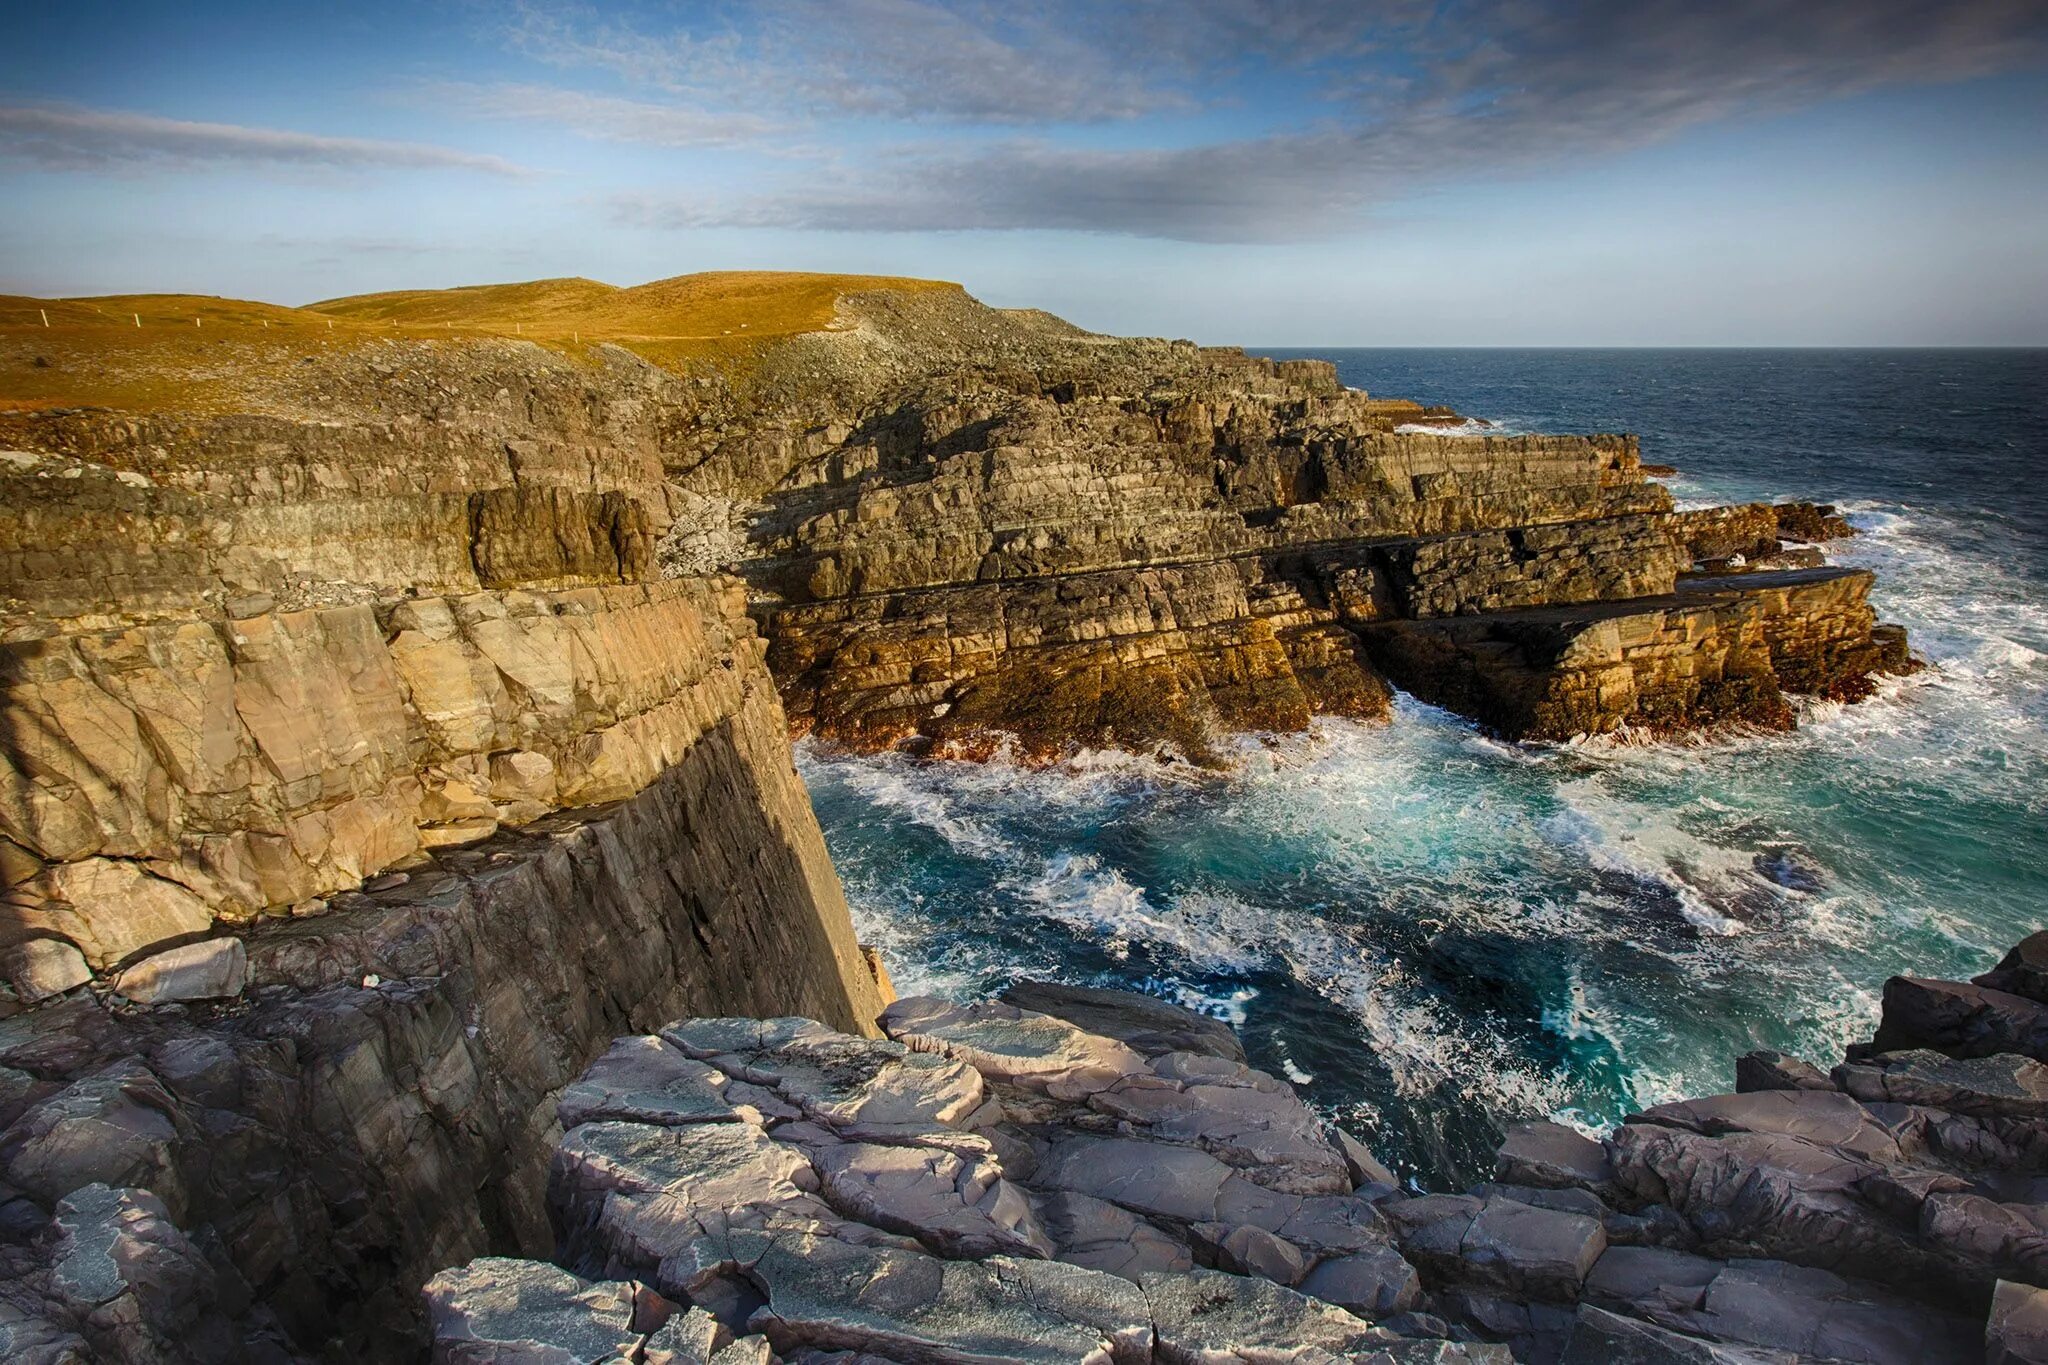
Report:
111,938,247,1004
996,981,1246,1063
423,1256,643,1363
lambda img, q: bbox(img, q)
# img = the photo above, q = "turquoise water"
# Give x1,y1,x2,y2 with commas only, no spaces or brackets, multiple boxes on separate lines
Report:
799,349,2048,1188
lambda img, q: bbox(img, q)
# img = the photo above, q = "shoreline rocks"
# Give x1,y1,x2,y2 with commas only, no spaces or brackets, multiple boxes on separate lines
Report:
403,935,2043,1365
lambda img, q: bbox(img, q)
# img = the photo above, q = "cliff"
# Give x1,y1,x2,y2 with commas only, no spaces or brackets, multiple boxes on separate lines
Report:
0,275,1918,1357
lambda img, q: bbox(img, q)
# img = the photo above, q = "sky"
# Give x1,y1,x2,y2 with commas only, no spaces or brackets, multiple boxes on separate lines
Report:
3,0,2046,345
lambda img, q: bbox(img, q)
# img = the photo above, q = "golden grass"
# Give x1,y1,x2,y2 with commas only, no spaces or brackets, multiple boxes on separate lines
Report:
0,271,959,413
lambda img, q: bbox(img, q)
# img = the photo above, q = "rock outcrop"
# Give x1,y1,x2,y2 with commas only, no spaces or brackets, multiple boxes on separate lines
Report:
396,936,2043,1365
0,275,1923,1359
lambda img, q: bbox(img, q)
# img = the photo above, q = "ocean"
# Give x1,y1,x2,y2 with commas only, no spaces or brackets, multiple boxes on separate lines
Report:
797,348,2048,1188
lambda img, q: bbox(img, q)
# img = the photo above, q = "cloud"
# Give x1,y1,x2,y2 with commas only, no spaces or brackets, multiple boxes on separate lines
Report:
0,104,527,175
601,0,2048,240
420,81,786,148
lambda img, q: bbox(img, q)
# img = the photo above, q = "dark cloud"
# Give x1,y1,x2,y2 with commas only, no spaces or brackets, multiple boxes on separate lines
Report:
584,0,2047,240
0,104,527,175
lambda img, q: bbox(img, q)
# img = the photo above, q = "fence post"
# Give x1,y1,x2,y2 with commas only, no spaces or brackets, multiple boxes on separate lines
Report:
40,309,49,327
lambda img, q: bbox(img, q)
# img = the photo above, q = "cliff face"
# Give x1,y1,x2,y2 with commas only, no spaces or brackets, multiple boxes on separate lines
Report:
0,296,890,1355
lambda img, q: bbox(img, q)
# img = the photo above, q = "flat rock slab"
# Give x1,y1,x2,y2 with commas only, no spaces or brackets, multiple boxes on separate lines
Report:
663,1016,983,1130
814,1141,1053,1260
557,1036,740,1129
1035,1135,1235,1223
1834,1048,2048,1119
1139,1266,1406,1364
424,1256,644,1363
691,1230,1153,1364
883,996,1149,1099
1559,1305,1794,1364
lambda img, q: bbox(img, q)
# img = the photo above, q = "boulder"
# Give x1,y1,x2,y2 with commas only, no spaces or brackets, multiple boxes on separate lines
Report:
1978,933,2048,1006
1871,976,2048,1062
1297,1246,1422,1317
111,938,247,1004
1496,1120,1613,1192
0,937,90,1005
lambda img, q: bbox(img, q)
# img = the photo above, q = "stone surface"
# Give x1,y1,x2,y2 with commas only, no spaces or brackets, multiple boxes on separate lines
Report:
997,981,1247,1064
1988,1279,2048,1365
423,1257,644,1363
111,937,246,1003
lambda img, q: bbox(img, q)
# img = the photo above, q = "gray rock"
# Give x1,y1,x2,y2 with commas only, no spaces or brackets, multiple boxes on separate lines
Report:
1583,1245,1720,1316
1139,1266,1395,1364
1087,1069,1350,1195
46,1182,236,1363
423,1256,643,1363
1214,1224,1307,1285
1871,976,2048,1063
1297,1245,1422,1317
1456,1196,1607,1299
1988,1279,2048,1365
997,980,1247,1063
663,1016,984,1132
1,938,91,1004
1733,1051,1834,1094
1034,1135,1234,1223
1977,932,2048,1006
641,1306,733,1365
881,996,1149,1100
1032,1189,1193,1281
1833,1048,2048,1120
0,1059,185,1214
1560,1304,1795,1363
1686,1258,1980,1365
693,1229,1154,1364
0,1301,92,1364
112,937,246,1004
812,1140,1053,1260
1496,1120,1612,1191
556,1036,739,1130
550,1120,836,1278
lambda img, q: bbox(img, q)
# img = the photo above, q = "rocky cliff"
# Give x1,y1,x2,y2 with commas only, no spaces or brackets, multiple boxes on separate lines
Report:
0,274,1919,1358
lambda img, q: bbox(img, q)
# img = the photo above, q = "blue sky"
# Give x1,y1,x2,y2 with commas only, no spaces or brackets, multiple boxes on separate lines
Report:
4,0,2045,344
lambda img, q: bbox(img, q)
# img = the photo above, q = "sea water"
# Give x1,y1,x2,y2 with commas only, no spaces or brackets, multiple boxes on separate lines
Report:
798,348,2048,1188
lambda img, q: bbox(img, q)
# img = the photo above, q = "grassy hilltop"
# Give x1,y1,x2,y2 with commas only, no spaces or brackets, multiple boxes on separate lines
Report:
0,270,961,413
